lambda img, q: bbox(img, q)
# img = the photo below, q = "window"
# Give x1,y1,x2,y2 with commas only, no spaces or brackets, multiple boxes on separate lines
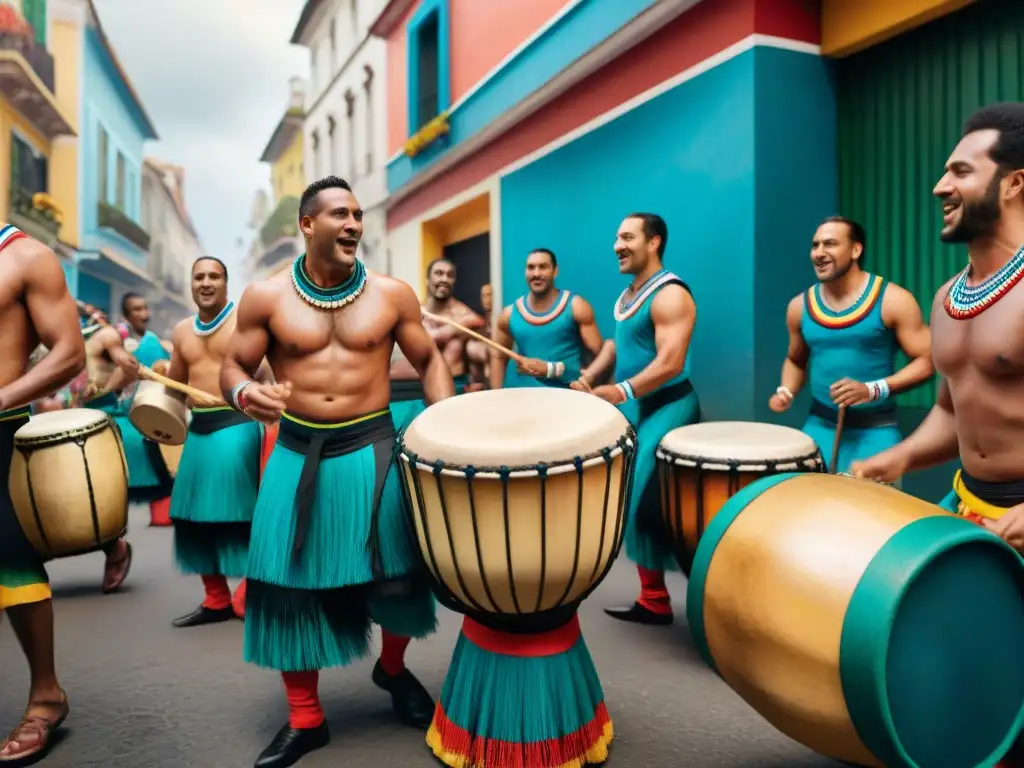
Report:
97,126,108,202
406,0,450,137
10,132,48,195
350,0,357,36
416,14,439,130
364,65,374,173
311,130,320,179
327,116,337,175
115,152,126,210
345,91,356,179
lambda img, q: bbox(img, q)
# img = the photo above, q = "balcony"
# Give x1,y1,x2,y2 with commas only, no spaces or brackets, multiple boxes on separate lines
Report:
98,201,151,252
259,195,299,246
7,187,60,248
0,30,72,139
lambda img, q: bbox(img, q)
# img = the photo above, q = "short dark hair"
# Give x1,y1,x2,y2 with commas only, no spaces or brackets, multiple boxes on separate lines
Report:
626,212,667,257
192,256,228,281
528,248,557,268
962,103,1024,172
820,215,867,263
121,292,144,316
426,258,454,276
299,175,352,220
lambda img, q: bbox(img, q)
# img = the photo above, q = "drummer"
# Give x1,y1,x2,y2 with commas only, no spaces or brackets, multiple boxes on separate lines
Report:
465,282,494,383
572,213,700,627
0,224,86,764
489,248,605,389
165,256,266,627
422,258,486,392
851,102,1024,768
220,176,454,768
768,216,933,474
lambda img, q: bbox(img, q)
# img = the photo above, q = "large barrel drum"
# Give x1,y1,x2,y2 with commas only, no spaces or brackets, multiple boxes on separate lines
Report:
687,472,1024,768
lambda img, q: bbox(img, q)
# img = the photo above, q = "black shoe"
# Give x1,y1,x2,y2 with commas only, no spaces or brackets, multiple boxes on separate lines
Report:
254,722,330,768
371,660,435,729
604,602,674,626
172,605,235,628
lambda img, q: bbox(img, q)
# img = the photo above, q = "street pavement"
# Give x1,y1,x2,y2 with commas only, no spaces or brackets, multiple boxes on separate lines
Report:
0,505,839,768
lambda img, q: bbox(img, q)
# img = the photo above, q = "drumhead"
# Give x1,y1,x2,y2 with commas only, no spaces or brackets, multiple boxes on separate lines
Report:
658,421,821,471
15,407,110,442
402,388,630,470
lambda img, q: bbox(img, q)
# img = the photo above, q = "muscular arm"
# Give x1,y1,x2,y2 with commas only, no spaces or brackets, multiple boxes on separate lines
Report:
489,307,514,390
0,243,86,408
621,285,695,398
781,295,809,394
573,297,604,358
882,286,934,394
96,325,139,373
581,340,616,386
165,321,191,385
394,285,456,405
220,283,276,399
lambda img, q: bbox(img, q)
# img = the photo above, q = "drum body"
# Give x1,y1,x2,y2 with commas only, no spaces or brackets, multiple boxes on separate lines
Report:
687,473,1024,768
10,408,129,560
399,388,636,632
657,421,822,572
159,442,184,477
129,381,189,445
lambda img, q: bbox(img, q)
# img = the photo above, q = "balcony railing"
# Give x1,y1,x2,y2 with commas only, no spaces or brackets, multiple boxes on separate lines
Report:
8,186,59,246
259,195,299,246
98,201,151,251
0,31,55,94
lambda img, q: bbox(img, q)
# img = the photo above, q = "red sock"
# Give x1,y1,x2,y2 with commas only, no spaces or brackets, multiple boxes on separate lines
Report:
379,629,411,676
201,574,232,610
150,497,171,526
282,671,323,729
231,579,247,618
636,566,672,615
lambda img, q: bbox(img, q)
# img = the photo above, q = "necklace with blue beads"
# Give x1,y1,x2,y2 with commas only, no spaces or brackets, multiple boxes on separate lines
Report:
193,301,234,336
290,253,367,310
944,243,1024,320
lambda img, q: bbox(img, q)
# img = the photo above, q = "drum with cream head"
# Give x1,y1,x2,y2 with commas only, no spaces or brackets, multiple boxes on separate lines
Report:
399,387,636,631
129,381,189,445
9,408,128,560
657,421,823,572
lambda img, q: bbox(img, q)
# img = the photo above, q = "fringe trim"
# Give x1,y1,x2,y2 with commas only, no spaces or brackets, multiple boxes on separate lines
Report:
427,702,613,768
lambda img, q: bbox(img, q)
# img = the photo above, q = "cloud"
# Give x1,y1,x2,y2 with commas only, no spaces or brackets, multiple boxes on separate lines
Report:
91,0,310,300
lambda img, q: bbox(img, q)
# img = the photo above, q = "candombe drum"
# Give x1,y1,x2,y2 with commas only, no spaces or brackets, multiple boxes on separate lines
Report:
9,408,129,560
159,442,184,478
656,421,823,573
687,472,1024,768
399,387,636,768
129,380,189,445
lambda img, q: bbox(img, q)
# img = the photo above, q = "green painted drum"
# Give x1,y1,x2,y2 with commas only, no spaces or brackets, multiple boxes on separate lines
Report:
687,472,1024,768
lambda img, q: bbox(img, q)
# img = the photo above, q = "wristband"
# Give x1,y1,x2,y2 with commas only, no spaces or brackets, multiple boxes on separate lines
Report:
545,361,567,380
230,381,253,411
616,380,636,401
776,385,794,399
865,379,890,402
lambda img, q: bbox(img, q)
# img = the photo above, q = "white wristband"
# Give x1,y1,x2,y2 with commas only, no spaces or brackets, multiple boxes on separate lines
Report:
230,381,253,411
616,380,636,400
865,379,891,402
776,385,794,399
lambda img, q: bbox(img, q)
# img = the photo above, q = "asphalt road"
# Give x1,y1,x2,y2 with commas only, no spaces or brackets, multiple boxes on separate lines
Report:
0,504,839,768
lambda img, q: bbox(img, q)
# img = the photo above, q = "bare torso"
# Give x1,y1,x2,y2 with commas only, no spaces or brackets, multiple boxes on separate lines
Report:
0,273,38,390
264,272,403,419
177,313,238,397
424,299,474,376
83,330,117,391
931,278,1024,480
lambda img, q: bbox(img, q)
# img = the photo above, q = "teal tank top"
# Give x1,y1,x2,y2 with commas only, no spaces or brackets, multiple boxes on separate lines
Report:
124,327,170,368
613,270,691,391
508,290,582,388
801,273,898,412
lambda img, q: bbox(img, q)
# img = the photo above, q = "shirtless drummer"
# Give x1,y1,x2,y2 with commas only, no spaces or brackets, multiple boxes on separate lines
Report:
852,102,1024,767
0,223,86,763
221,176,454,767
422,258,486,392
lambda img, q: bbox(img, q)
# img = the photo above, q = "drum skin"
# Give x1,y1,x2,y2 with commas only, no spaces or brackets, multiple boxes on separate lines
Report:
129,381,189,445
9,409,129,560
656,422,822,570
687,473,1024,768
399,388,635,619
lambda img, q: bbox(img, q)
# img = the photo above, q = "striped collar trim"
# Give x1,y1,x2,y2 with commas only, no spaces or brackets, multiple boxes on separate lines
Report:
515,290,571,325
614,271,681,322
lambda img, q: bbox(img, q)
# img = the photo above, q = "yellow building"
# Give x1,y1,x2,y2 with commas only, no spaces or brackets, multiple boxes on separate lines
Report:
0,0,75,249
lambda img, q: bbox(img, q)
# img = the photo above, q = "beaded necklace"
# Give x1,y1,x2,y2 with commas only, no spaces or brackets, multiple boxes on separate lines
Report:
193,301,235,336
290,253,367,310
943,243,1024,320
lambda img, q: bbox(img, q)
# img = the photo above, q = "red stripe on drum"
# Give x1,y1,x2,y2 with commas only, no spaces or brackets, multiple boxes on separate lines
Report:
461,614,581,657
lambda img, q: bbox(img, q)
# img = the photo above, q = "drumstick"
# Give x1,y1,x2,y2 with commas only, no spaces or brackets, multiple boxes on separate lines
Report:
422,310,528,365
829,404,847,475
138,366,225,406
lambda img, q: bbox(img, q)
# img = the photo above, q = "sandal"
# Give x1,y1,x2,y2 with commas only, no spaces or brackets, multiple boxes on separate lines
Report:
0,693,69,764
102,541,133,594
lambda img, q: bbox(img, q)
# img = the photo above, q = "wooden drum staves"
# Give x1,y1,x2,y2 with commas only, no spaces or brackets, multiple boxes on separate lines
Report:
687,472,1024,768
9,408,129,560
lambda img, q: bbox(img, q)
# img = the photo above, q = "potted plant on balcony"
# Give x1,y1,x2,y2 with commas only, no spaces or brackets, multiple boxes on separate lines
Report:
8,188,62,246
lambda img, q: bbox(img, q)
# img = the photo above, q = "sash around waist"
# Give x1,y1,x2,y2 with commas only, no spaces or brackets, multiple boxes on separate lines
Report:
0,406,31,435
639,379,695,422
189,406,253,435
957,468,1024,515
810,399,897,429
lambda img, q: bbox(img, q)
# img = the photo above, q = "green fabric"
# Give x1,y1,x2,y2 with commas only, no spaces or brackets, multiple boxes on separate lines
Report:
390,398,427,435
841,514,1024,768
173,521,250,578
0,560,49,590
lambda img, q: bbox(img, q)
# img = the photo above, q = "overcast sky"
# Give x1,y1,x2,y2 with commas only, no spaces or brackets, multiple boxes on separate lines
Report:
93,0,309,301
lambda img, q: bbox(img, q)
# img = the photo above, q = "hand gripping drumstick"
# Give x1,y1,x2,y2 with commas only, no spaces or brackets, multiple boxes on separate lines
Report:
138,366,225,407
829,404,847,475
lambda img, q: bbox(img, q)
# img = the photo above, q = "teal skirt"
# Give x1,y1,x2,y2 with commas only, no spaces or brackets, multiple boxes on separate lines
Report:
114,415,173,497
621,382,701,573
170,408,262,578
244,411,436,672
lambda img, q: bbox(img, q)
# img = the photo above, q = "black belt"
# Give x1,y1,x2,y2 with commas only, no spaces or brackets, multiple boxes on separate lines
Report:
277,411,396,571
389,379,424,403
189,407,252,435
639,379,696,422
960,469,1024,508
810,399,897,429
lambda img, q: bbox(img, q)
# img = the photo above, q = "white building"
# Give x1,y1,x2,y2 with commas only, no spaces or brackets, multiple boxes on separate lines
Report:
291,0,389,274
140,159,202,337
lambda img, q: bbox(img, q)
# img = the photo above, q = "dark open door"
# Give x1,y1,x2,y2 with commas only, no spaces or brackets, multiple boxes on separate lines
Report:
442,232,490,316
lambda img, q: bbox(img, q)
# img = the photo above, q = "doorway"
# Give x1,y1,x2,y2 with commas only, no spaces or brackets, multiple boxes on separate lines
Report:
443,232,490,317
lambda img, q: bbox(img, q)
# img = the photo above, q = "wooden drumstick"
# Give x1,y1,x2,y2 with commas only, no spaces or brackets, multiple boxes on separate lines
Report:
829,404,847,475
138,366,225,406
422,309,528,365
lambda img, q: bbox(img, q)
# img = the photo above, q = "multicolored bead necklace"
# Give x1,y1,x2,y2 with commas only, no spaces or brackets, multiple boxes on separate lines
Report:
290,253,367,310
193,301,234,336
943,243,1024,320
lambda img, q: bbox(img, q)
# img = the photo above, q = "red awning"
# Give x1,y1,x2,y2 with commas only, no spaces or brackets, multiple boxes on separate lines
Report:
0,3,31,35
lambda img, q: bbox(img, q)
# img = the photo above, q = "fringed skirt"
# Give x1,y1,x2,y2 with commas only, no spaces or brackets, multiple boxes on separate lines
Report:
113,415,174,499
